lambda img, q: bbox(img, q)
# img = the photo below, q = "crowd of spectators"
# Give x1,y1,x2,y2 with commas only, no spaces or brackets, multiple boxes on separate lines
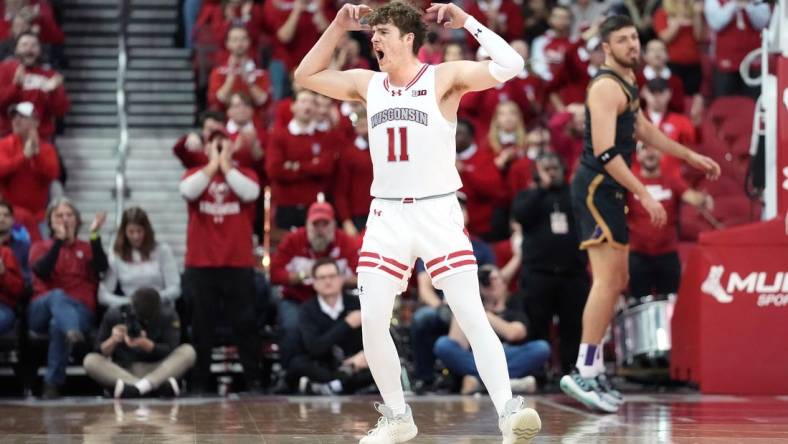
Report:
0,0,774,399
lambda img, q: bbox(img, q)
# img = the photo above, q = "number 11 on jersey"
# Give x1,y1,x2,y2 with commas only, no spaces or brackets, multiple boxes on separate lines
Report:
387,127,409,162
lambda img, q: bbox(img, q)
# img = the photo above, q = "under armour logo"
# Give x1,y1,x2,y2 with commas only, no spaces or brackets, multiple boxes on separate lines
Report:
391,90,402,97
474,28,482,38
373,209,382,216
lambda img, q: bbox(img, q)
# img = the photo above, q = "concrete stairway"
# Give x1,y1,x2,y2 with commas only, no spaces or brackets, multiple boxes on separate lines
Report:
124,137,189,265
62,0,196,137
58,0,194,264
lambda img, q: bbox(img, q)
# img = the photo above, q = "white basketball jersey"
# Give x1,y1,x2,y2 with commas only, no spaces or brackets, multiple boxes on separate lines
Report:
365,64,462,198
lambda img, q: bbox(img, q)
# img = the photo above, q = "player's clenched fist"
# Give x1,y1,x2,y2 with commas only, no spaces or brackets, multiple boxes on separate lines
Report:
334,3,373,31
425,2,470,29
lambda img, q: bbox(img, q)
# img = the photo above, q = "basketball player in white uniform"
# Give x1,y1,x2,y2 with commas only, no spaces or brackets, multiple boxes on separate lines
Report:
294,2,540,443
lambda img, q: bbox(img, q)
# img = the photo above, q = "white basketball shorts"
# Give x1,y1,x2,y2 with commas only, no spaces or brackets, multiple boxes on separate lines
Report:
356,194,478,292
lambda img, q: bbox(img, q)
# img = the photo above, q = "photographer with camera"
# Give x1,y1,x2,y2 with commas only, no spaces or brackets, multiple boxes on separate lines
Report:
83,287,195,398
511,151,589,374
433,264,550,395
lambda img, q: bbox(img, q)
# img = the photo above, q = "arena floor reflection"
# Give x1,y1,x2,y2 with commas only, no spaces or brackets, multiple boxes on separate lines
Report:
0,393,786,443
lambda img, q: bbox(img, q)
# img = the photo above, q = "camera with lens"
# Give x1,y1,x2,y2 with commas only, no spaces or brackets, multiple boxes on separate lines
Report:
120,305,143,339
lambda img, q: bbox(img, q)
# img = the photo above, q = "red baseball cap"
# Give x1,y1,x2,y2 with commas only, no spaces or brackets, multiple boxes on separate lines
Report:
307,202,335,224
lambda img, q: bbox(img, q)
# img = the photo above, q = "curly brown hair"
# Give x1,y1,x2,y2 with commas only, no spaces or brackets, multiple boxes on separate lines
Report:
367,1,427,56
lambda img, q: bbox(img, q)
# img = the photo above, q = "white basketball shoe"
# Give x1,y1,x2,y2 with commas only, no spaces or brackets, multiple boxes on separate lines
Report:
499,396,542,444
359,403,418,444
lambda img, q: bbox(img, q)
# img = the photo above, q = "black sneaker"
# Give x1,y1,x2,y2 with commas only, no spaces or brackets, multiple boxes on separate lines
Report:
559,368,618,413
595,373,624,406
156,377,180,398
114,380,140,399
41,383,60,400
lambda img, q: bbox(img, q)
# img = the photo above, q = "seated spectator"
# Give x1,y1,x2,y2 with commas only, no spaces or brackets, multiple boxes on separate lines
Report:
563,0,612,40
269,201,358,370
484,101,528,173
332,34,372,70
443,41,467,62
610,0,660,41
192,0,262,62
172,110,226,169
417,30,443,65
512,152,588,374
225,92,266,180
653,0,705,99
266,90,336,230
547,36,604,112
287,258,373,395
638,78,697,178
522,0,551,44
433,265,550,394
409,192,497,393
0,32,69,141
28,198,108,399
548,103,584,177
628,144,712,298
455,119,509,241
531,5,574,82
313,93,353,147
636,39,686,113
179,131,262,394
704,0,770,98
0,205,24,335
261,0,335,100
0,0,64,46
0,199,30,290
462,49,531,137
83,287,196,399
0,10,35,63
0,102,59,241
98,207,180,309
464,0,524,51
508,125,552,196
334,107,372,237
207,26,271,131
508,39,546,126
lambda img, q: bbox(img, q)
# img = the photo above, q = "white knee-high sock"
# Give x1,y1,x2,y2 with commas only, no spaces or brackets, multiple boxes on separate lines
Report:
440,272,512,416
358,273,406,416
593,343,605,375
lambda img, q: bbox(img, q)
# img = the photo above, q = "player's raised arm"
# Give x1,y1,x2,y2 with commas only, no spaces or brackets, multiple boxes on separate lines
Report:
426,2,524,93
293,4,375,102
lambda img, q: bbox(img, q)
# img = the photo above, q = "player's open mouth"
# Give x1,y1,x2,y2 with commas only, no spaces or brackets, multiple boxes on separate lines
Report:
376,50,385,61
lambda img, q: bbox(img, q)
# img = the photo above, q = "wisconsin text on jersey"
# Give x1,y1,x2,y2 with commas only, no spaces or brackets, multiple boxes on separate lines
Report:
369,107,429,129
